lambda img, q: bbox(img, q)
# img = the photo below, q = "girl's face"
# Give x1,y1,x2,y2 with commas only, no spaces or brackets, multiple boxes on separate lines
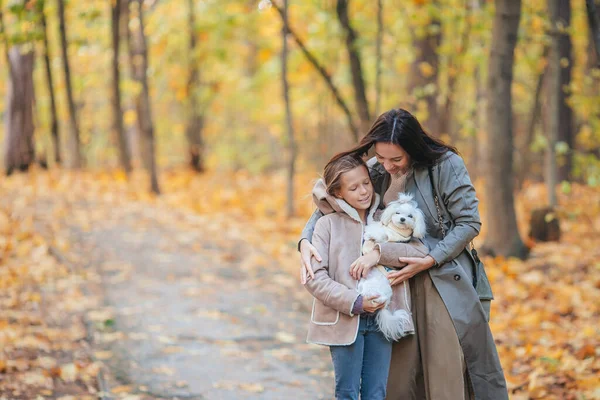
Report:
336,165,373,211
374,142,412,175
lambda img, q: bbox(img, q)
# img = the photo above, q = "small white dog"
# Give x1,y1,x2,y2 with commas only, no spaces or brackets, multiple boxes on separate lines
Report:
359,193,427,341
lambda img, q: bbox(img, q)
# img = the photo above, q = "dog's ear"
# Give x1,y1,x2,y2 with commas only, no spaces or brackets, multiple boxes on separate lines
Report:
380,204,396,226
412,203,427,239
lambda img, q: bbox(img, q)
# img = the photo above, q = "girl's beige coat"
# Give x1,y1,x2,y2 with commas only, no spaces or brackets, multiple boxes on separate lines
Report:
304,179,428,346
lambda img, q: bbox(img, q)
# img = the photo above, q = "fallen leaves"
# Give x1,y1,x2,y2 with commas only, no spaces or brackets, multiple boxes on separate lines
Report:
151,365,176,376
1,168,599,399
213,380,265,393
275,331,296,344
485,184,600,399
0,196,102,398
93,350,114,360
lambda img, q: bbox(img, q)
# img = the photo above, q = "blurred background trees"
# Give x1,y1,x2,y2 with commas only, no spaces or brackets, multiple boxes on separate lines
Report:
1,0,599,256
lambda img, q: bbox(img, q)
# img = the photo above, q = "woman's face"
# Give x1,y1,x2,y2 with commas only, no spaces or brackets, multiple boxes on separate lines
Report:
337,165,373,211
374,142,412,175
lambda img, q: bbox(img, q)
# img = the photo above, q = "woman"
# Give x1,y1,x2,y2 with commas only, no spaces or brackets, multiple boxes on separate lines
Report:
299,108,508,400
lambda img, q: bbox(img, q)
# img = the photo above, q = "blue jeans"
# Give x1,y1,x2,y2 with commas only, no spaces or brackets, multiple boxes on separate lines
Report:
329,313,392,400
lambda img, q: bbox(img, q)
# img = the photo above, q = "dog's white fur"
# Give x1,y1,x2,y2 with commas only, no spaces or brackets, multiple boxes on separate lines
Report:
358,193,426,341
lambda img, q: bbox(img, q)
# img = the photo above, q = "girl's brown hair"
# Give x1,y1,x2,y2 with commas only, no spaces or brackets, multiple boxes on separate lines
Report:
323,152,369,196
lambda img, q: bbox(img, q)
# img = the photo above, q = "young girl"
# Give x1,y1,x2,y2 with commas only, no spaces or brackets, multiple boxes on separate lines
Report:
304,153,427,400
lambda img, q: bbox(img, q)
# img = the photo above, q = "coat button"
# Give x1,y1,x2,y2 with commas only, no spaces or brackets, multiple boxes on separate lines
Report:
454,274,461,281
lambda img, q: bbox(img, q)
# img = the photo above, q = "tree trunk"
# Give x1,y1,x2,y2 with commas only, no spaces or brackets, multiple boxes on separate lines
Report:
375,0,383,116
4,48,36,175
587,0,600,66
555,0,573,182
39,0,60,165
517,52,547,189
58,0,82,168
336,0,370,132
186,0,205,172
467,0,486,180
111,0,132,175
546,0,565,205
126,0,160,193
409,2,441,135
281,0,296,218
439,3,472,140
483,0,528,259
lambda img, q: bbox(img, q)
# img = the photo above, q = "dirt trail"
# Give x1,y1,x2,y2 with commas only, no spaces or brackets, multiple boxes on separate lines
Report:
32,195,334,399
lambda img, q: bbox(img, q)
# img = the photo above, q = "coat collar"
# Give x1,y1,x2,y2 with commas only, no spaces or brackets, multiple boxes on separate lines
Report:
333,194,380,224
312,178,380,224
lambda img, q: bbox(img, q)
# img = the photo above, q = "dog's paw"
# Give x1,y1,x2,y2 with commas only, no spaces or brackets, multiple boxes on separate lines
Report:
362,239,377,254
364,223,387,243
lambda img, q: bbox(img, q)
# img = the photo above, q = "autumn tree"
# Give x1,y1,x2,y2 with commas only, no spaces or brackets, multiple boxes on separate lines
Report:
517,45,548,189
546,0,564,205
58,0,82,168
125,0,160,193
466,0,487,179
39,0,60,165
483,0,528,258
281,0,296,217
374,0,383,115
551,0,574,182
271,1,361,141
409,0,441,134
439,2,472,141
3,48,36,175
1,1,36,175
336,0,371,133
186,0,205,172
587,0,600,64
110,0,131,175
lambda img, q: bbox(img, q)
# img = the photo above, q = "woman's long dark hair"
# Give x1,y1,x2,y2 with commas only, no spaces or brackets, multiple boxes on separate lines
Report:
331,108,457,167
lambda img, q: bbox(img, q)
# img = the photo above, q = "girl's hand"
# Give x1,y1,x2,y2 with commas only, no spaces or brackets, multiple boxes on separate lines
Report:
363,295,385,313
349,249,380,280
300,239,322,284
388,255,436,286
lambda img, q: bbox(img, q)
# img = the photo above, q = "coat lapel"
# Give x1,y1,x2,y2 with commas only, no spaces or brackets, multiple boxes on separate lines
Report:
411,168,439,223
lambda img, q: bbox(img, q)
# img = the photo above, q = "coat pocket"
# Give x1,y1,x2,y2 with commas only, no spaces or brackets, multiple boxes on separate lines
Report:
465,248,494,301
310,298,340,326
475,261,494,300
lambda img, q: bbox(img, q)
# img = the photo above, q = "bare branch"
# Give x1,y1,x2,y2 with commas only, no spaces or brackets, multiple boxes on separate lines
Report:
270,1,359,141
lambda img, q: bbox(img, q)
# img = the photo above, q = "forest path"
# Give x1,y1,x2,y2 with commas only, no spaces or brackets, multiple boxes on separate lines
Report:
21,185,333,400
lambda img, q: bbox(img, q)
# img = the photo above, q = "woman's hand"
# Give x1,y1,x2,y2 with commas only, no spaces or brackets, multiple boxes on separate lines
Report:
300,239,322,284
388,255,437,286
349,248,380,280
363,295,385,313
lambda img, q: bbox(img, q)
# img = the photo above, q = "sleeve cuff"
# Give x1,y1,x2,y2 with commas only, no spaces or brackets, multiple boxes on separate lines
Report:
297,238,308,252
428,249,444,268
351,295,364,316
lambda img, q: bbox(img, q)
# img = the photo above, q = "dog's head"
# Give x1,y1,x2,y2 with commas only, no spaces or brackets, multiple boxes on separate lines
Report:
380,193,427,239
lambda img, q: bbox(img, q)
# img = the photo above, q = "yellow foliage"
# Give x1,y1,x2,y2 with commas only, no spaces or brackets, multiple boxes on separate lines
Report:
418,62,435,78
124,110,137,125
258,48,273,63
176,87,187,101
531,15,545,33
